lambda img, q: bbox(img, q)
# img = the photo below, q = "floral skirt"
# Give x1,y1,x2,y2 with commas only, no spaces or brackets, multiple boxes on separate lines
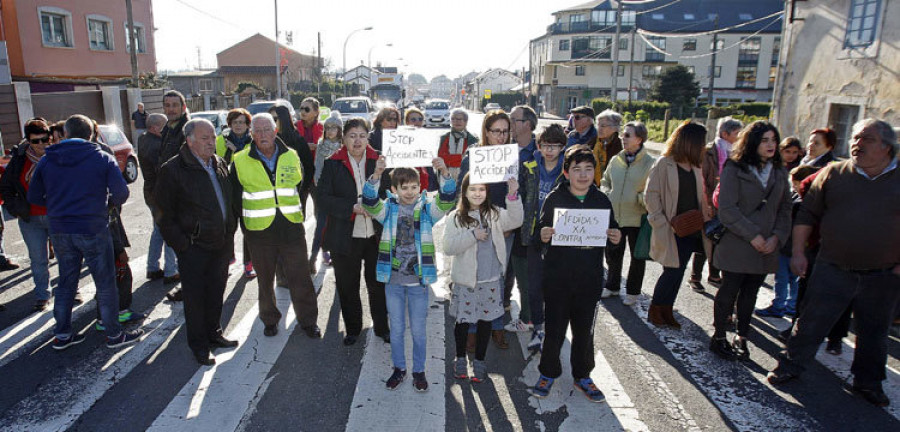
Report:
448,279,504,324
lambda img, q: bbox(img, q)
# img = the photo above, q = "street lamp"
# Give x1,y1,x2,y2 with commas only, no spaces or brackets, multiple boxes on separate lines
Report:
343,26,373,96
368,43,393,70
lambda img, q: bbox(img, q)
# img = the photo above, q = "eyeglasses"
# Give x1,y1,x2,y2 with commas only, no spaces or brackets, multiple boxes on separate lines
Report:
29,137,51,144
300,106,314,113
622,133,632,138
573,115,589,121
407,117,423,122
489,129,510,135
541,144,564,150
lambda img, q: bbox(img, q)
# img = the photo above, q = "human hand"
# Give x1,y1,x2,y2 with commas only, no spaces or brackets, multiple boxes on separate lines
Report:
117,251,129,263
353,203,368,216
373,156,387,179
750,235,767,253
607,229,622,245
790,253,808,277
308,141,318,152
540,227,555,243
473,228,489,241
506,178,519,196
432,157,448,177
761,236,778,255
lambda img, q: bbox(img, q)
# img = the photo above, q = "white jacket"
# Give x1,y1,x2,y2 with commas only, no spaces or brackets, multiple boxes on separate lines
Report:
442,197,523,289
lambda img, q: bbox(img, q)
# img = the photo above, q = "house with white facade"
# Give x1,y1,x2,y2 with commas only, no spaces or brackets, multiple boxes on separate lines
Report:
343,65,377,94
429,75,453,100
468,68,523,111
529,0,784,115
773,0,897,155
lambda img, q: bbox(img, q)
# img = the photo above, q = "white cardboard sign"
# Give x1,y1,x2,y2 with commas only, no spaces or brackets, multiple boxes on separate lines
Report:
382,127,441,168
468,144,518,184
552,208,610,246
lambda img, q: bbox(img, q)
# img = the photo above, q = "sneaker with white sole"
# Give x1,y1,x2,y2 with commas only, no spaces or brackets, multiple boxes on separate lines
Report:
600,288,620,299
504,319,533,333
106,329,144,349
527,330,544,352
622,294,639,306
52,333,86,351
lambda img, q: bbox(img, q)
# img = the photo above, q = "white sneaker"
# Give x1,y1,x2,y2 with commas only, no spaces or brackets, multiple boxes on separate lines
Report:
504,319,533,333
600,288,620,299
622,294,639,306
527,330,544,352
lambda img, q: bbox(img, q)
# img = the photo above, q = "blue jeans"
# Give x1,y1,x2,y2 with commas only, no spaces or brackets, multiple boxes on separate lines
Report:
19,215,51,300
51,229,122,339
772,254,799,312
148,223,178,276
385,283,428,373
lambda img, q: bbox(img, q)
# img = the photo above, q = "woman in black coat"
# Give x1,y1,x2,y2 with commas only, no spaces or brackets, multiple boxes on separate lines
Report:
270,105,315,211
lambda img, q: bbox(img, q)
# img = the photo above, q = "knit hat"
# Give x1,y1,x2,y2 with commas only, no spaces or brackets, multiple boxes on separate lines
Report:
324,111,343,130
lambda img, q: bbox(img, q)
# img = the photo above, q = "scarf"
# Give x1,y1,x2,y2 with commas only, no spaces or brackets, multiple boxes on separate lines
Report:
625,145,642,165
24,145,43,184
449,131,466,154
753,162,773,187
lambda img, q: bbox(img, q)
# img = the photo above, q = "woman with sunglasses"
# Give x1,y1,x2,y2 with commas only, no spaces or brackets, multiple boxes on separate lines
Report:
369,106,401,153
295,97,323,152
0,118,55,312
599,121,656,306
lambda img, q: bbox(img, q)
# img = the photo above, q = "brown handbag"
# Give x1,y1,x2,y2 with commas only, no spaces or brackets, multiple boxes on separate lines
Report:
670,209,704,237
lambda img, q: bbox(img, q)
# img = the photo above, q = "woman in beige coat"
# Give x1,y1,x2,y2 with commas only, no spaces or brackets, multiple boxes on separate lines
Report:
710,121,792,360
644,122,712,328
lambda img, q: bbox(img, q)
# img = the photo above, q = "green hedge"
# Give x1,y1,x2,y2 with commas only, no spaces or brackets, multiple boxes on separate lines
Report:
591,98,671,120
591,98,772,121
481,92,526,112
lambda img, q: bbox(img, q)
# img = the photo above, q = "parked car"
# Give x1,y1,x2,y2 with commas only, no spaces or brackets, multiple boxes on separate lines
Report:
483,102,501,113
96,124,139,183
332,97,376,124
424,99,451,128
246,99,296,121
192,110,228,134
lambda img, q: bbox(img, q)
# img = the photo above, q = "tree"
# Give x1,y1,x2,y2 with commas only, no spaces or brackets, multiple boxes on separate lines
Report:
648,65,700,118
407,73,428,86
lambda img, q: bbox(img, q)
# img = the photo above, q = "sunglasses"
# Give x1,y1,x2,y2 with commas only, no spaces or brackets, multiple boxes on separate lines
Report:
573,114,589,121
300,106,314,113
408,117,423,122
29,137,51,144
622,133,632,138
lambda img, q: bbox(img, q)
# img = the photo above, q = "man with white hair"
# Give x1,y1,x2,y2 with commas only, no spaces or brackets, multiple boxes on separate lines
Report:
229,113,320,339
155,118,238,365
768,119,900,407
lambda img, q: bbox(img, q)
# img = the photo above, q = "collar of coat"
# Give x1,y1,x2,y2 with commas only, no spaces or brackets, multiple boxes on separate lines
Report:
247,136,290,162
329,144,379,174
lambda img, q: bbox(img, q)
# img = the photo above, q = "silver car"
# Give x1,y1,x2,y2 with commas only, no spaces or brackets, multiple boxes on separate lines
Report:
424,99,450,128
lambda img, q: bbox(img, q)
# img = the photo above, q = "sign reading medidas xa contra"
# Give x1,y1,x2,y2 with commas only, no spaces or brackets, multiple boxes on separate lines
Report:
468,144,518,184
383,127,442,168
552,208,610,247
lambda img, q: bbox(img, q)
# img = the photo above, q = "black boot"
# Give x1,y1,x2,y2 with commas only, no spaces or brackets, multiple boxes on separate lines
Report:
732,335,750,360
710,336,737,360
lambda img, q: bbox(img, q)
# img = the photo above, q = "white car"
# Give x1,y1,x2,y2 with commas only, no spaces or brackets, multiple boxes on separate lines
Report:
483,102,501,113
424,99,451,128
332,97,376,124
192,110,228,134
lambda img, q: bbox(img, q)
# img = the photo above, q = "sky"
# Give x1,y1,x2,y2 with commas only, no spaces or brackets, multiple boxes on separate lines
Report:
153,0,562,81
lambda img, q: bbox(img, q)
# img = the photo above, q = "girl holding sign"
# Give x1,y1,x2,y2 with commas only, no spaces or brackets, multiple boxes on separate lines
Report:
443,173,522,383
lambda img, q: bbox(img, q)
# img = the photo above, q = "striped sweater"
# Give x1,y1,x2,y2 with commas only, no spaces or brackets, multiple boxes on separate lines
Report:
362,175,457,285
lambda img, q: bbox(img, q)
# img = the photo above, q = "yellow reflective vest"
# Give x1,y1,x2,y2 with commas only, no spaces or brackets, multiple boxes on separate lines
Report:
233,147,304,230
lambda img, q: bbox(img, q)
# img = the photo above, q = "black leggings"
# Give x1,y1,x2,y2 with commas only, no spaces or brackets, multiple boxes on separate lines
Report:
455,321,491,360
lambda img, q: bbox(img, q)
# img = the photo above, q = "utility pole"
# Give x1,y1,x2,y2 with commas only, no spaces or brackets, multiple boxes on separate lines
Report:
708,15,719,106
125,0,139,87
197,46,201,69
317,32,322,97
628,26,636,104
274,0,281,99
610,0,624,105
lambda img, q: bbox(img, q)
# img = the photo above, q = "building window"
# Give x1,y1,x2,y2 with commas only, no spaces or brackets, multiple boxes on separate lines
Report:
553,66,558,79
642,65,662,77
738,36,761,65
707,66,722,78
684,14,695,20
617,65,625,77
844,0,882,49
652,14,664,20
591,10,616,27
710,38,725,51
683,39,697,51
768,66,777,88
199,79,213,92
39,8,73,48
736,66,757,88
771,36,780,67
739,14,753,20
575,65,585,76
559,39,570,51
645,37,666,62
124,22,146,53
570,13,586,23
572,36,611,59
619,38,628,50
87,15,114,51
622,11,636,26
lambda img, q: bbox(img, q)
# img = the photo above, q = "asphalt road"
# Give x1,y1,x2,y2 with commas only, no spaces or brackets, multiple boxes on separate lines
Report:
0,115,897,431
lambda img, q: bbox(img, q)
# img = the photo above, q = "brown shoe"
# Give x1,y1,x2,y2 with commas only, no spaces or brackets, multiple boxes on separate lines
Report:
492,330,509,349
647,304,668,327
662,306,682,330
466,332,476,353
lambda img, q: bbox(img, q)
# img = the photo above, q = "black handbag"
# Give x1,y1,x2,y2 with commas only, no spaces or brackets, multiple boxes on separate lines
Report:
704,216,726,244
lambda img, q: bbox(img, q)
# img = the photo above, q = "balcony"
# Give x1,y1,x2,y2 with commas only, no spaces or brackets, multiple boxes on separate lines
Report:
548,22,633,35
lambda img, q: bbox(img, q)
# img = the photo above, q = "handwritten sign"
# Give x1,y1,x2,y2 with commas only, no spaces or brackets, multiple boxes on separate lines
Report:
552,208,610,247
468,144,518,184
383,127,441,168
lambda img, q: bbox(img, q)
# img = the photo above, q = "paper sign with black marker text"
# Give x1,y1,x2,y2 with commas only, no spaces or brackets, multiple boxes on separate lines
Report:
468,144,518,184
552,208,610,246
383,127,441,168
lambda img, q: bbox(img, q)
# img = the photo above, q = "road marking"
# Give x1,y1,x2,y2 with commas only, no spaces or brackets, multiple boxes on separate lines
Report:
345,258,449,432
0,255,148,369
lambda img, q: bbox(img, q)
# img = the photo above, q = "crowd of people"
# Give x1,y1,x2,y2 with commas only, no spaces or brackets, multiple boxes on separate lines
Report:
0,91,896,407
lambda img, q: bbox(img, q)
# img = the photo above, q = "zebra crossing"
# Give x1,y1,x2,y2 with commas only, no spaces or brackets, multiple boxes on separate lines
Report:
0,215,898,431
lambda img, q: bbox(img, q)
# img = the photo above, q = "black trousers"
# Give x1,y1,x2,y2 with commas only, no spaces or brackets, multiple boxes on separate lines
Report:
793,254,853,342
691,249,720,281
713,271,766,338
538,268,601,379
331,236,389,337
605,226,645,295
455,321,491,360
177,243,231,357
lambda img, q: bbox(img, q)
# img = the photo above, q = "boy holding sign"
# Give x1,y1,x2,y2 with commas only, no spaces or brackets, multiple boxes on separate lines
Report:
362,155,455,392
528,145,622,403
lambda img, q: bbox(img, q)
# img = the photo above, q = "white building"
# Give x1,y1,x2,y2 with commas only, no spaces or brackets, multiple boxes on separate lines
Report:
429,75,453,100
343,65,377,94
530,0,784,115
468,68,523,111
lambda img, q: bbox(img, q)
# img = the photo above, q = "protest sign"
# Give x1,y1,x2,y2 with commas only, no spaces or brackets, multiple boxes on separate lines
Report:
552,208,610,246
383,127,441,168
468,144,518,184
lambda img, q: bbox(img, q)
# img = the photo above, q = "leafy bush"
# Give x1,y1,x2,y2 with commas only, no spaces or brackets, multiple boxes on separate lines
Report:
591,98,671,120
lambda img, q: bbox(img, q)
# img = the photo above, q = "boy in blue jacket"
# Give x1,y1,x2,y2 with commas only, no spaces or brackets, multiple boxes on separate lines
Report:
363,155,456,392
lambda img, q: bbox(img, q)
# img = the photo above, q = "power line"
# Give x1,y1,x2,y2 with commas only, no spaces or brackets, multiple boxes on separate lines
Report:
637,15,782,60
636,11,784,38
631,0,688,16
174,0,251,32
